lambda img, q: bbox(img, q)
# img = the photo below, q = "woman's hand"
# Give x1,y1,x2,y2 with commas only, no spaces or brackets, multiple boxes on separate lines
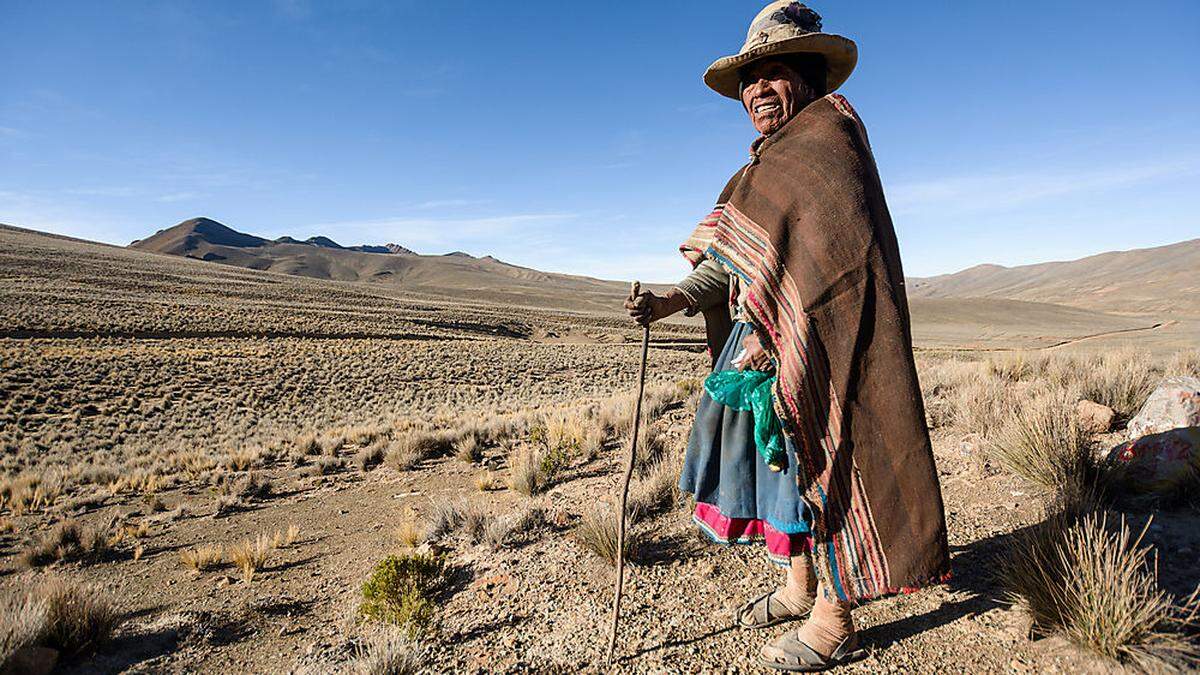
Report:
737,331,773,372
625,289,689,326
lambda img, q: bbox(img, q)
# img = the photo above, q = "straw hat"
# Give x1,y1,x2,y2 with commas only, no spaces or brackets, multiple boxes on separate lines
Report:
704,2,858,99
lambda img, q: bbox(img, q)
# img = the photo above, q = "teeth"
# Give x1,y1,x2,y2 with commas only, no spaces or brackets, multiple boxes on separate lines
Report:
755,103,780,113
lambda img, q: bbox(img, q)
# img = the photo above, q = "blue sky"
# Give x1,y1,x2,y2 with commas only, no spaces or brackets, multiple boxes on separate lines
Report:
2,1,1197,282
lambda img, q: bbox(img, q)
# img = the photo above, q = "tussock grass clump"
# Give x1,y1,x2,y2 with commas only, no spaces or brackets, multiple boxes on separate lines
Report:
271,524,300,549
19,520,113,568
507,444,546,496
394,516,426,549
351,627,423,675
1,471,65,515
180,544,224,572
15,579,121,659
355,438,387,471
359,552,447,638
1078,350,1159,418
228,535,271,583
221,447,264,472
1001,512,1200,670
988,391,1093,494
1,593,48,667
484,505,545,550
424,499,465,540
213,494,244,518
294,431,322,457
385,431,454,471
574,504,643,566
1166,349,1200,378
629,458,682,517
452,432,483,465
473,471,504,492
233,472,273,500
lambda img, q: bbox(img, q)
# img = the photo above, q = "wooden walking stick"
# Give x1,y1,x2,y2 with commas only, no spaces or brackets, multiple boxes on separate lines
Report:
607,280,651,664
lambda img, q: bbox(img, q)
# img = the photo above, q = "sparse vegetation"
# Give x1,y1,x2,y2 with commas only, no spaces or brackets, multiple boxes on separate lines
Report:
19,520,113,568
180,544,225,572
351,627,423,675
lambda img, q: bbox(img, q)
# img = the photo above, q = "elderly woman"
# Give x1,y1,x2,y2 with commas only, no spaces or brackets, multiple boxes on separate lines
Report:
626,2,950,671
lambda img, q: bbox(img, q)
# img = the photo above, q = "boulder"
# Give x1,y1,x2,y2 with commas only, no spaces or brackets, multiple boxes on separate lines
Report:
1127,376,1200,439
1107,427,1200,495
1076,400,1116,434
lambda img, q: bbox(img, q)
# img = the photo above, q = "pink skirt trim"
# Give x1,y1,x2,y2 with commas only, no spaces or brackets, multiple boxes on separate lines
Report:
693,502,812,567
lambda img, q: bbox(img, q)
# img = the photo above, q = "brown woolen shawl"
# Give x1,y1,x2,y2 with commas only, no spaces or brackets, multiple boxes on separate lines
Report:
680,94,949,601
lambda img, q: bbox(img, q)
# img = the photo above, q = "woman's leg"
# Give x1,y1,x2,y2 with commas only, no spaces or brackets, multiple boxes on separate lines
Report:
794,588,856,657
777,552,817,607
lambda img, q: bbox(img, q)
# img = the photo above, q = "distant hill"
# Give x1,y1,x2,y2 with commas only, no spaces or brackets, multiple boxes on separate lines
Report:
908,238,1200,316
128,217,633,311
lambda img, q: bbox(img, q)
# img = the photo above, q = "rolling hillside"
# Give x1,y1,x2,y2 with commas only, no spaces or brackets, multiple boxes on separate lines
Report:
130,217,635,312
908,238,1200,315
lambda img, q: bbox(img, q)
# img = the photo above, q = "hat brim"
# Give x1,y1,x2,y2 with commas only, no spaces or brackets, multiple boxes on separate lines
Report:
703,33,858,99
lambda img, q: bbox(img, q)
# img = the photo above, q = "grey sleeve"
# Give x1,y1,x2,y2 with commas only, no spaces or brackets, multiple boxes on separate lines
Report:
674,258,729,315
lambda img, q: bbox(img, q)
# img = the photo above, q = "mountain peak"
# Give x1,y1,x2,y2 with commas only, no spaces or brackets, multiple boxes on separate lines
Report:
386,243,417,256
305,236,343,249
132,217,267,250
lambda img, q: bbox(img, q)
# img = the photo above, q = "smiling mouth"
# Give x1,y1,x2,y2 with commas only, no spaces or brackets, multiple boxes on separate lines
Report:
753,101,781,115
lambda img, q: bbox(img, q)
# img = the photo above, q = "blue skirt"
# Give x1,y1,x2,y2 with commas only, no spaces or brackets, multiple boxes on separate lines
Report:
679,322,812,537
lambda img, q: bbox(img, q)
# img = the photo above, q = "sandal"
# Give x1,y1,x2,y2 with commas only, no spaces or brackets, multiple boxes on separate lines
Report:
736,588,814,630
759,632,867,672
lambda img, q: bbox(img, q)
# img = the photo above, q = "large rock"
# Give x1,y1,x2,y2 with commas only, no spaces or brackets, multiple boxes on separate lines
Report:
1076,400,1115,434
1107,427,1200,495
1127,376,1200,439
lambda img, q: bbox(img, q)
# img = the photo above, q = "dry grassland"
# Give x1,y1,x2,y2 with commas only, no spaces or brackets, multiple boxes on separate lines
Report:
1,225,1199,673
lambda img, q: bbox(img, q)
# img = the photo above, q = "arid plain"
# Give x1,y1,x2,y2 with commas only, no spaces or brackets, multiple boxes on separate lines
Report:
2,221,1198,674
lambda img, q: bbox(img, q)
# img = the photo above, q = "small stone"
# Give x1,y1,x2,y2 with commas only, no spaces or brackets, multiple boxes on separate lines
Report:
1076,400,1115,434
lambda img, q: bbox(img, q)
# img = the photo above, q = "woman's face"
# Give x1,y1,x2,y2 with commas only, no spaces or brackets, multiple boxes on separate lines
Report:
740,59,811,135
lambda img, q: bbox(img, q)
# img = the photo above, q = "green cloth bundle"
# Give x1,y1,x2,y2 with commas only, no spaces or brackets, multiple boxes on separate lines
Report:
704,369,787,472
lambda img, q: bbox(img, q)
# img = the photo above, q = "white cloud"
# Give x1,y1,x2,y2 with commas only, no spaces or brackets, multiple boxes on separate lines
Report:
888,158,1197,217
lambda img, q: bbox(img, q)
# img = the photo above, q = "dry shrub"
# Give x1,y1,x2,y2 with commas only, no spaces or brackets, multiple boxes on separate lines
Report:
1078,350,1159,417
1001,511,1200,670
0,517,14,535
30,578,120,658
352,626,423,675
228,535,271,582
356,438,388,471
574,503,643,566
19,520,113,568
180,544,224,572
359,552,447,638
988,390,1093,494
